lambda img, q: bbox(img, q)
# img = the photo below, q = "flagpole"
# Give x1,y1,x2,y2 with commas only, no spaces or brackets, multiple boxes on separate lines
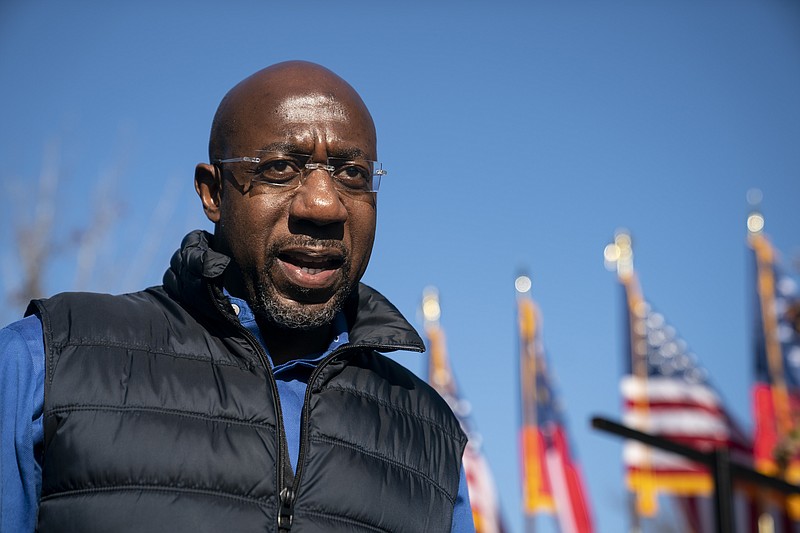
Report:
422,287,448,393
748,208,793,456
606,232,653,531
516,273,538,533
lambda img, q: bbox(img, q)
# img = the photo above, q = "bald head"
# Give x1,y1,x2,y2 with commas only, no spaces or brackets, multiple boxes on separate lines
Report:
209,61,376,161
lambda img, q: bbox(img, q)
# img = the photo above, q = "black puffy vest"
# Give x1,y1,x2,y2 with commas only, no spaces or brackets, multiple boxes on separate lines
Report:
29,230,467,533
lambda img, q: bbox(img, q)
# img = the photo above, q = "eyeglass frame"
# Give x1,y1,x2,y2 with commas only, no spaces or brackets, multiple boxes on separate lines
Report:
213,151,387,194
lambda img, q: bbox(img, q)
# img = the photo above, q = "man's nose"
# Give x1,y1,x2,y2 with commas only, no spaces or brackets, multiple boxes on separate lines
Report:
288,168,348,226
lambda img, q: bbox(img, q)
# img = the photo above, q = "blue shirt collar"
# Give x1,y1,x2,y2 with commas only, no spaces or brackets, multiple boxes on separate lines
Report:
223,290,349,372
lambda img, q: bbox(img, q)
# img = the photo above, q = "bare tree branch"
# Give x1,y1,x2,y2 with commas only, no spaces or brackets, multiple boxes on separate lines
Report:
14,139,60,306
118,172,183,292
72,165,124,291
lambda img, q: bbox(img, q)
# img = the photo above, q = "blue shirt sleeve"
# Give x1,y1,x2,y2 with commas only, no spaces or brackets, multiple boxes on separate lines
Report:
0,315,45,533
451,465,476,533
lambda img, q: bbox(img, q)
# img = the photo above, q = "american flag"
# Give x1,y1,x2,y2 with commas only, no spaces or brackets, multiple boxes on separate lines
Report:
422,288,507,533
619,270,752,528
518,287,595,533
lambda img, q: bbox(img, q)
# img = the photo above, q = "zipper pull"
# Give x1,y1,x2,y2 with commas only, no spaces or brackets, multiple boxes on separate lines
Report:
278,487,296,531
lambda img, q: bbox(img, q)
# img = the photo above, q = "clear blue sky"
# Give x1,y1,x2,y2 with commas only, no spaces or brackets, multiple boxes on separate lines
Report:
2,2,799,531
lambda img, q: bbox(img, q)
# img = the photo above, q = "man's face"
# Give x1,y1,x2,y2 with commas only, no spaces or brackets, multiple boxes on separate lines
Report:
214,88,378,330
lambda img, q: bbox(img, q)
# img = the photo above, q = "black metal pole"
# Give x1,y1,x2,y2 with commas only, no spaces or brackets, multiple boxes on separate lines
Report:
591,416,800,533
591,416,800,495
711,447,734,533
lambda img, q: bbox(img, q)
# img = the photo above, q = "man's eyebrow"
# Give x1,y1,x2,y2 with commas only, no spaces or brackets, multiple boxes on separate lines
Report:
328,148,372,160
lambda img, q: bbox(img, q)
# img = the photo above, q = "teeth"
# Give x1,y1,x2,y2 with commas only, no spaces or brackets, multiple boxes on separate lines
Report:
301,266,324,275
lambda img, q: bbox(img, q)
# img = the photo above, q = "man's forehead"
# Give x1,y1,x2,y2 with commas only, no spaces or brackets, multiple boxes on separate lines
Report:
278,93,349,124
235,89,376,156
209,62,377,160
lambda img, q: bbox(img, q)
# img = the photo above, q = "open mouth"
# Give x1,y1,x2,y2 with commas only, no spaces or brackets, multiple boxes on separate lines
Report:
278,249,344,270
275,247,346,290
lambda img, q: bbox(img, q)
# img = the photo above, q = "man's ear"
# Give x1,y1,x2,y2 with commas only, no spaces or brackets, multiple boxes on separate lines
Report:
195,163,222,223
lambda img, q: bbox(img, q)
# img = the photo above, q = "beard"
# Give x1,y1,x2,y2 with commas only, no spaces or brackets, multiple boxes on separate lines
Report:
246,237,354,330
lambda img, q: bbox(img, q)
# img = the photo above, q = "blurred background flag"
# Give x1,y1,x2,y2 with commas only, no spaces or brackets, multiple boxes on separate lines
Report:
748,205,800,526
516,274,595,533
607,232,753,532
422,287,508,533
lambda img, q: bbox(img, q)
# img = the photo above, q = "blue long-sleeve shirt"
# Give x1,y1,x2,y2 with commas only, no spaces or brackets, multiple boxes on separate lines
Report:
1,298,474,532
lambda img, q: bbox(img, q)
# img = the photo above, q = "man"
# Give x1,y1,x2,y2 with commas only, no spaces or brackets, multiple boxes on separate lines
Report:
1,61,474,532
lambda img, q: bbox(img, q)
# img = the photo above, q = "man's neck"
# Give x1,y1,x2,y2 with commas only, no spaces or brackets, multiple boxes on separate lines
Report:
221,271,340,365
256,318,333,366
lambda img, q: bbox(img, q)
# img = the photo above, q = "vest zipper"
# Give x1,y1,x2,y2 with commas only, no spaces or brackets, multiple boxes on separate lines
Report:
277,487,296,531
206,285,295,532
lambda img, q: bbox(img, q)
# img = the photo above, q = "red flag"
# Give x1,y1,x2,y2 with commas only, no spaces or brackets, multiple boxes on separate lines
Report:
749,226,800,524
517,279,595,533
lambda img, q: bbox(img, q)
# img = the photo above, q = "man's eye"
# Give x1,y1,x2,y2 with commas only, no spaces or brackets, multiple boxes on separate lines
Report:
334,165,371,189
257,159,300,182
268,161,291,172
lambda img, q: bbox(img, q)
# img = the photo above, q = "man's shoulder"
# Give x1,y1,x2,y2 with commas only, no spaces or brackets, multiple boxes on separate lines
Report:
0,315,45,383
30,287,169,316
3,314,42,338
29,287,183,342
1,314,43,353
34,286,166,305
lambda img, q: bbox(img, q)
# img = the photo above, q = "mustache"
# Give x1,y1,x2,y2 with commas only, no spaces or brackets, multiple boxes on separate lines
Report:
266,235,349,258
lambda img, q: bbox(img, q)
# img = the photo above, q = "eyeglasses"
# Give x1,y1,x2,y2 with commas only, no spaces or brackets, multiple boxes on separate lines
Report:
214,151,386,194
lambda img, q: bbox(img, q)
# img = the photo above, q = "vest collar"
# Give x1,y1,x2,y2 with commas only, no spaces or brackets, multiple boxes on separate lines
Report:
163,230,425,355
